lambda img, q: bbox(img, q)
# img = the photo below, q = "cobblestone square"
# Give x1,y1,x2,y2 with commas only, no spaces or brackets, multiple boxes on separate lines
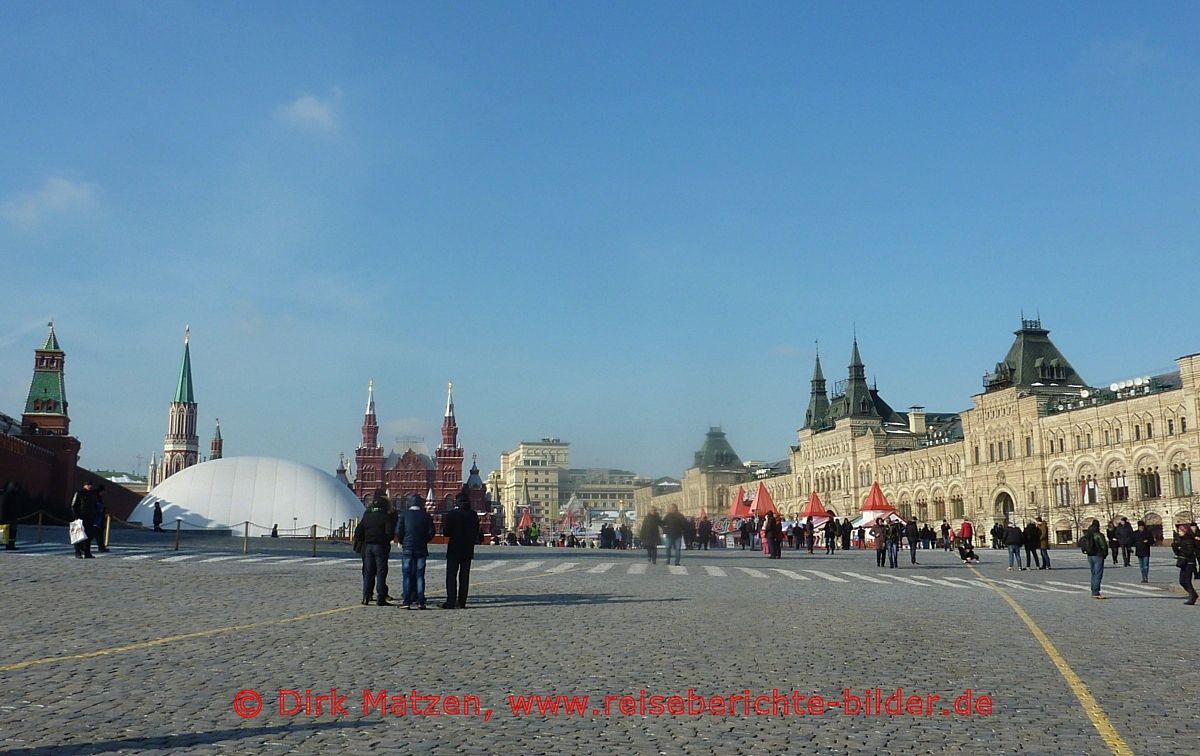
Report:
1,534,1194,754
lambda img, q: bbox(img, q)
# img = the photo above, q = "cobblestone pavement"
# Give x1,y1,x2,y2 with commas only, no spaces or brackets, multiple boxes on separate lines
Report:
2,536,1195,755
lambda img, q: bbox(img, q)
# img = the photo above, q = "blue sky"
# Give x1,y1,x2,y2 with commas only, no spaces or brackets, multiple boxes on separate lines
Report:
2,2,1198,480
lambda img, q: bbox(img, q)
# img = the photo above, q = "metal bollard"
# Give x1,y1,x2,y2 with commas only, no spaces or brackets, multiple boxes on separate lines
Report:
174,518,182,551
243,521,249,554
311,524,317,557
37,511,43,543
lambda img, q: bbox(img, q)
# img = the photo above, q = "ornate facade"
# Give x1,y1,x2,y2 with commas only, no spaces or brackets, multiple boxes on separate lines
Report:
353,381,467,512
638,320,1199,543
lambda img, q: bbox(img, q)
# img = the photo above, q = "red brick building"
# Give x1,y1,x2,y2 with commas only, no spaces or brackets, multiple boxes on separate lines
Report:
353,381,466,513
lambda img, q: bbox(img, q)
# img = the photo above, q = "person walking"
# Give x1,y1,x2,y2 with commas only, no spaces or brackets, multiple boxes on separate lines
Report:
738,519,751,551
1080,519,1109,599
765,512,783,559
857,525,866,550
152,501,164,532
940,520,951,551
395,494,435,609
1115,518,1135,567
841,518,852,551
905,519,920,565
353,497,394,606
1005,522,1025,571
1022,521,1041,570
804,516,816,554
886,521,901,568
871,518,887,568
662,504,687,566
640,508,663,564
93,487,109,552
1170,523,1198,605
698,517,713,551
823,517,838,555
70,481,101,559
1036,516,1051,570
959,519,973,547
1133,520,1154,583
441,488,480,609
1106,522,1120,565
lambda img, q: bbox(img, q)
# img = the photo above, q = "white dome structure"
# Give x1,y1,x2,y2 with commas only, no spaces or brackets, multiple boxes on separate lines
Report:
130,457,364,535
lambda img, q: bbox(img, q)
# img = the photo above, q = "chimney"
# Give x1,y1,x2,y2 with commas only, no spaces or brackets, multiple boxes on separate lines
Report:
908,406,927,435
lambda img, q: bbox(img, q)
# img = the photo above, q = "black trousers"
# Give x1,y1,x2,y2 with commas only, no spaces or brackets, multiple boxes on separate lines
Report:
646,544,658,564
446,557,472,608
1120,545,1132,565
1025,545,1040,568
1180,565,1196,597
362,543,389,602
876,548,886,567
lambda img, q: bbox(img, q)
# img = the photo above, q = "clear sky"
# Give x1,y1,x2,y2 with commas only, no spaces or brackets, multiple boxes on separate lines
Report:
2,2,1198,481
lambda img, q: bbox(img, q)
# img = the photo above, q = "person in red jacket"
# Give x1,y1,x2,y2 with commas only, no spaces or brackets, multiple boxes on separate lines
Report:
960,519,974,546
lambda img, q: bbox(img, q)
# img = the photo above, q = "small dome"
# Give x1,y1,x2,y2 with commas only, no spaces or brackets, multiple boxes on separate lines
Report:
130,457,364,535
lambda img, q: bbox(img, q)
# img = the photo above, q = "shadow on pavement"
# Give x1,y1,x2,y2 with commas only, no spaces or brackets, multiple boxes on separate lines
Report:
1,722,366,756
462,593,689,608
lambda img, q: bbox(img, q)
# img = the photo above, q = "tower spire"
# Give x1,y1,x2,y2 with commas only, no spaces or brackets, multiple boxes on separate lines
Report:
445,380,455,418
366,378,375,415
175,327,194,403
804,345,830,430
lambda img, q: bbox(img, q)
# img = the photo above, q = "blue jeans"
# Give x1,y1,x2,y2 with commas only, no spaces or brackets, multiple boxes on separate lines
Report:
665,536,683,565
362,543,389,601
1040,548,1051,569
1007,545,1023,568
886,542,898,568
1138,555,1150,582
402,554,428,606
1088,554,1105,596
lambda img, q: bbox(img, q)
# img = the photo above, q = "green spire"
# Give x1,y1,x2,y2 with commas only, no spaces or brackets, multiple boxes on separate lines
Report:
41,321,61,351
174,326,195,404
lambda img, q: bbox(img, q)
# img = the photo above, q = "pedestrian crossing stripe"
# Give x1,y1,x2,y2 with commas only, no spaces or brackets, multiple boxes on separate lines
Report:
546,562,577,573
907,575,963,588
588,563,615,574
879,573,924,586
801,569,848,583
197,555,242,563
667,565,687,575
509,560,544,572
841,571,888,584
735,567,768,578
473,561,502,571
627,563,647,575
1112,582,1162,593
704,566,727,577
770,569,810,581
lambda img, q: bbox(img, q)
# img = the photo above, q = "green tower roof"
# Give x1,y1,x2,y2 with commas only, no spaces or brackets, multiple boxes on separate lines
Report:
174,328,195,404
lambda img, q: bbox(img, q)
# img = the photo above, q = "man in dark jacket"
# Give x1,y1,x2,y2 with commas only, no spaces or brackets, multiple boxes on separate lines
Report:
640,508,663,564
441,490,480,609
1023,521,1042,570
738,519,751,550
824,517,838,555
662,504,687,566
1115,518,1135,567
1082,519,1109,598
354,498,394,606
1004,522,1025,571
1133,520,1154,583
71,481,101,559
697,517,713,551
904,519,920,564
395,495,435,609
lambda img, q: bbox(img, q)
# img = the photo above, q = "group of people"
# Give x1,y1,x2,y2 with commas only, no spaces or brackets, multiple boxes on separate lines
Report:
1000,517,1054,571
1079,518,1199,603
637,504,690,566
596,522,633,549
352,486,480,610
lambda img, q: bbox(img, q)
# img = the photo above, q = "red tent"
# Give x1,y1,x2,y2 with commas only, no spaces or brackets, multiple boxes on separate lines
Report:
727,486,752,519
861,482,895,514
798,491,828,520
749,482,780,517
517,509,534,530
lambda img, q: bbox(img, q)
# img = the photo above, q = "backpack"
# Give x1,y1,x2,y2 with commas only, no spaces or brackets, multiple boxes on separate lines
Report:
1079,531,1105,556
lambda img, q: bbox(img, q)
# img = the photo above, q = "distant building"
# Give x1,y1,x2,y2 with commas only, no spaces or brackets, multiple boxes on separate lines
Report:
148,328,222,487
353,381,468,513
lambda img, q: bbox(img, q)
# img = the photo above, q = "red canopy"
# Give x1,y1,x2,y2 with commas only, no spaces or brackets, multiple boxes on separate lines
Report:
517,509,534,529
861,482,895,513
798,491,828,520
749,482,780,517
727,486,752,519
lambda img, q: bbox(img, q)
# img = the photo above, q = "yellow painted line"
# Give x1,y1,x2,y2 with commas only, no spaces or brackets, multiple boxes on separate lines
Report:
0,565,585,673
967,566,1132,756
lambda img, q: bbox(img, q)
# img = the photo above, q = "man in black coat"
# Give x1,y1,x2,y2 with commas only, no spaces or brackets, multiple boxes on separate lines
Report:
71,481,101,559
662,504,688,566
354,498,394,606
1115,518,1135,567
395,495,436,609
697,517,713,551
904,519,920,564
1,481,18,550
441,490,480,609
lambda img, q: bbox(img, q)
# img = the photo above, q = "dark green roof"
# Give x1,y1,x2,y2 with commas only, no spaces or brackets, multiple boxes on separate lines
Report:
175,338,195,404
41,322,61,351
24,369,66,416
984,319,1085,392
692,427,743,470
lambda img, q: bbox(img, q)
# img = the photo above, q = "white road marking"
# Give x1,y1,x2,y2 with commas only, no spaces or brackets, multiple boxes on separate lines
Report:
841,571,888,584
509,560,544,572
704,566,727,577
547,562,578,573
667,565,687,575
801,569,849,583
736,567,769,579
588,563,615,574
628,563,648,575
473,561,502,571
879,573,925,586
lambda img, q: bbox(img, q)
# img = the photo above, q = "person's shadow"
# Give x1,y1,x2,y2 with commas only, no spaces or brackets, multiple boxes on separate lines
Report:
2,722,364,756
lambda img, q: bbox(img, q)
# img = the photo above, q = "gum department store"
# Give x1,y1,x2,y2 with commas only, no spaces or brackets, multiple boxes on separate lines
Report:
635,319,1198,544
